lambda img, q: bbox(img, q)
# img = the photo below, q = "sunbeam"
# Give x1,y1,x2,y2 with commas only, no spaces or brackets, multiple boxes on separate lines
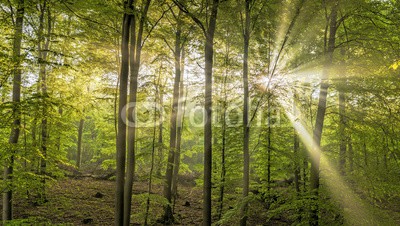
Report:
276,90,395,225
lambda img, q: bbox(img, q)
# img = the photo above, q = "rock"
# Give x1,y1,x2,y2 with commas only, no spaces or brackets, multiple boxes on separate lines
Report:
94,192,104,198
82,218,93,224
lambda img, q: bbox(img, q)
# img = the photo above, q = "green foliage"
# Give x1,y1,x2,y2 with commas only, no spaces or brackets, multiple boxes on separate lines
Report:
4,217,52,225
1,0,400,224
131,193,169,224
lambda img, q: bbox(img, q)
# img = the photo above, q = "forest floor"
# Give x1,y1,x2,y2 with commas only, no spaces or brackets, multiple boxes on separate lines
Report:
11,176,208,225
6,175,400,225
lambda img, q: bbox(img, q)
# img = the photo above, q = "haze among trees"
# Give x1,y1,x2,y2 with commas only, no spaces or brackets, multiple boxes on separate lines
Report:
1,0,399,225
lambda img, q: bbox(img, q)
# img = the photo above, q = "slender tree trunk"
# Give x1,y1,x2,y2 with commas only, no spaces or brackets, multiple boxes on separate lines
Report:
309,1,338,225
163,12,182,223
240,1,251,225
172,81,186,212
77,119,85,168
3,0,24,221
156,84,164,177
124,1,151,225
348,136,354,172
293,95,300,194
173,1,219,224
144,74,160,226
267,97,272,192
338,90,346,174
204,2,219,225
115,1,132,224
172,47,186,203
56,103,63,152
217,42,229,220
37,0,51,202
303,148,308,192
338,51,347,175
338,48,349,175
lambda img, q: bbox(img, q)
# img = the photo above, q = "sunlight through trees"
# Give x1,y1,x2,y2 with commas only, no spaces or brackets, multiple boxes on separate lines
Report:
1,0,399,225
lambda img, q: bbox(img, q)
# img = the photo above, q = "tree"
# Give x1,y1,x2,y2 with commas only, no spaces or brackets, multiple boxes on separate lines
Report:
173,0,220,224
37,0,52,201
172,48,186,204
309,0,339,225
240,1,252,224
115,0,132,224
124,0,152,225
2,0,24,221
77,118,85,168
163,9,183,223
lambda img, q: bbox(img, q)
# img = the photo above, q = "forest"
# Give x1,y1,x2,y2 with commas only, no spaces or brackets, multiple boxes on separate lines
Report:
1,0,399,225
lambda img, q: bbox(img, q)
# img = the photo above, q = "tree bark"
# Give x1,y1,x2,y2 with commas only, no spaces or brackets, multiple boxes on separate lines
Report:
3,0,24,221
173,1,220,224
144,74,160,226
163,12,182,223
115,0,132,224
338,50,347,175
77,119,85,168
267,97,272,192
240,1,251,225
38,0,51,202
172,47,186,203
203,1,219,225
156,84,164,177
217,40,229,220
124,1,151,225
309,1,338,225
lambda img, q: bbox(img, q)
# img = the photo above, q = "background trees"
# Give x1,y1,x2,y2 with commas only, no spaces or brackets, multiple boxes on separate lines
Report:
1,0,400,225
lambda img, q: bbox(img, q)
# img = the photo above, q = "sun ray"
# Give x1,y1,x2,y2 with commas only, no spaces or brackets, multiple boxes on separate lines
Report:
276,93,394,225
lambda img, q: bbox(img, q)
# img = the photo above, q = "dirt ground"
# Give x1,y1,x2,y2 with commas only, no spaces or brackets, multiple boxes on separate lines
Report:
9,177,208,225
6,176,400,225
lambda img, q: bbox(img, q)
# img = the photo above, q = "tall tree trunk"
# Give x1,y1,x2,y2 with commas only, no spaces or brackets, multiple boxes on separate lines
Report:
172,47,186,203
338,50,347,175
217,40,229,220
144,74,160,226
115,0,132,224
340,18,352,175
3,0,24,221
124,1,151,225
267,97,272,192
309,1,338,225
240,1,251,225
156,84,164,177
77,119,85,168
163,11,182,223
173,1,220,224
56,103,63,153
203,1,219,225
38,0,51,202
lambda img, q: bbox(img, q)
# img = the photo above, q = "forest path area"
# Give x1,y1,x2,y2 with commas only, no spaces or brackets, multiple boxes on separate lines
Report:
10,177,204,225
